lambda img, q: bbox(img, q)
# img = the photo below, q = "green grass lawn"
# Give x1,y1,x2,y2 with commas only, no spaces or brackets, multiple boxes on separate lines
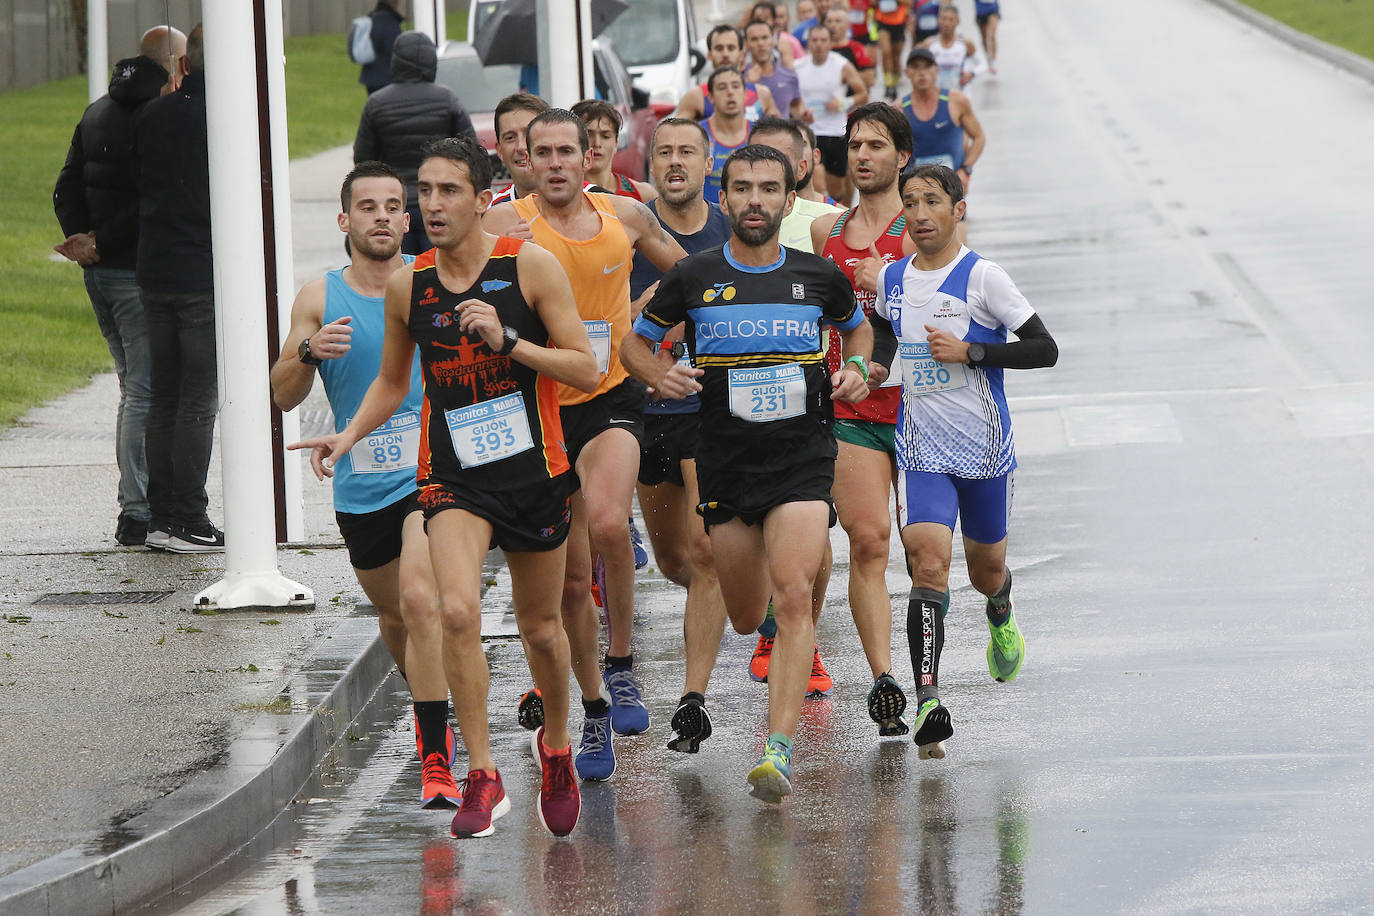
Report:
0,13,467,430
1241,0,1374,60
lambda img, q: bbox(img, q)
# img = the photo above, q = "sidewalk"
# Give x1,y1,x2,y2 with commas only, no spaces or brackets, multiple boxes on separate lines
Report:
0,145,395,913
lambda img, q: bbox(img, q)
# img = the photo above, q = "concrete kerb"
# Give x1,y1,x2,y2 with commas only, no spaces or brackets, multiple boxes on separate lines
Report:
1202,0,1374,84
0,615,393,916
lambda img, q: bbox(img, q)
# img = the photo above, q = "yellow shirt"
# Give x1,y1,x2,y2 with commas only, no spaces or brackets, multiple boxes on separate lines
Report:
779,195,843,253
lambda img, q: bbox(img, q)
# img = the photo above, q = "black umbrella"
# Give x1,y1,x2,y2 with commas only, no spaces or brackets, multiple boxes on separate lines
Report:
474,0,628,67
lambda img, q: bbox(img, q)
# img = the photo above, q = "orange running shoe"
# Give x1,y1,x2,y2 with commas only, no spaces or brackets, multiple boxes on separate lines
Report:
749,634,774,683
806,646,834,697
420,752,462,809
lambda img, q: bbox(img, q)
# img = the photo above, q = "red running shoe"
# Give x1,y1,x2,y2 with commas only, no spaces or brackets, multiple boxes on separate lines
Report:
532,727,580,837
449,769,510,838
420,752,462,809
749,634,774,683
806,646,834,696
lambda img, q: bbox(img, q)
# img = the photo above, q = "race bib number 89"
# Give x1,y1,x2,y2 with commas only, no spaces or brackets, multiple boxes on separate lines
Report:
728,364,806,423
899,341,969,396
348,410,420,474
445,394,534,468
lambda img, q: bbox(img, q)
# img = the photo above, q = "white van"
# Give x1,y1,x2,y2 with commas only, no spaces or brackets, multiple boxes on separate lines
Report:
468,0,704,107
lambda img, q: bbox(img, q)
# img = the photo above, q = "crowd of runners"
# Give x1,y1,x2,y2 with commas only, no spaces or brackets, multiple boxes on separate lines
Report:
275,0,1056,840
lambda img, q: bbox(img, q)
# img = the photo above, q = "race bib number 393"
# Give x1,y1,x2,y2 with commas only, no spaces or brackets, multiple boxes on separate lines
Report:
899,341,969,396
728,364,806,423
348,410,420,474
445,394,534,468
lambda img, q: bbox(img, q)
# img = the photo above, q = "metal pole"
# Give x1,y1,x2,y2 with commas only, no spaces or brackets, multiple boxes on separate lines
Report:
542,0,589,107
87,0,108,104
412,0,437,43
197,1,312,611
262,0,304,542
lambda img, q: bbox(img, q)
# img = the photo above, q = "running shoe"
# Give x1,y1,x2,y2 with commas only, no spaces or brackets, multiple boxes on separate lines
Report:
420,751,462,809
747,735,793,803
165,522,225,554
749,634,774,683
591,554,606,610
867,672,909,737
413,713,456,765
666,694,712,753
532,727,580,837
574,709,616,781
806,646,834,697
517,687,545,731
603,666,650,735
450,769,510,838
912,697,954,760
629,517,649,569
115,515,148,547
987,607,1026,683
144,521,171,552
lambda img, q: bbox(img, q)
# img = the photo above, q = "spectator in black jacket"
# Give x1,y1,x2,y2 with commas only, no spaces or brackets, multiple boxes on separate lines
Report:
133,24,224,554
360,1,406,94
53,26,186,548
353,31,476,253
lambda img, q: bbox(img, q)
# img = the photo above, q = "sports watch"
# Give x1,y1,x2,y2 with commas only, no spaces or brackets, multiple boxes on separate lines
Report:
966,342,986,366
497,325,520,356
298,335,323,366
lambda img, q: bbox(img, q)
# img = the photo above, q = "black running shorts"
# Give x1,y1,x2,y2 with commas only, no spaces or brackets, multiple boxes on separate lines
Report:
335,491,423,570
696,456,838,533
560,377,646,487
815,135,848,179
418,474,573,553
638,413,699,487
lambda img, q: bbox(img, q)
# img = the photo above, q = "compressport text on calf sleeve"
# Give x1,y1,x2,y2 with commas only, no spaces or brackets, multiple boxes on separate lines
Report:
909,586,947,706
969,313,1058,369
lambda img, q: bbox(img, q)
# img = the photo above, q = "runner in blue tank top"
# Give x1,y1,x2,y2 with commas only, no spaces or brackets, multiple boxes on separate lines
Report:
271,162,460,811
700,67,757,204
901,48,985,190
627,118,733,754
672,24,781,122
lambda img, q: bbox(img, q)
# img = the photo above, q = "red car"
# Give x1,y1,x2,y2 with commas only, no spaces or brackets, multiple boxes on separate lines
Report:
435,38,659,191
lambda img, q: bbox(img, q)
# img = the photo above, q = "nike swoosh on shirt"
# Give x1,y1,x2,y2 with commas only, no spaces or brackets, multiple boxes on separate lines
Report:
934,120,950,128
603,262,625,274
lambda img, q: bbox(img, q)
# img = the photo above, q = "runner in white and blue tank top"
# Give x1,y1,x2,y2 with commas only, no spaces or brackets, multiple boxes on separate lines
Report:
869,164,1057,761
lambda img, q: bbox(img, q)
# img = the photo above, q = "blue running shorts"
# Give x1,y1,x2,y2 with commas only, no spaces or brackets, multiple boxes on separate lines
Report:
895,469,1014,544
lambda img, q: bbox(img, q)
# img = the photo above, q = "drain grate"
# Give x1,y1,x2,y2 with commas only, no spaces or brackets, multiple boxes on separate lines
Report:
32,590,175,606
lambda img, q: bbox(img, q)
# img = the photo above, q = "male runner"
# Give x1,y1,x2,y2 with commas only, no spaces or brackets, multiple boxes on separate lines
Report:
911,0,941,45
572,99,657,202
272,161,457,808
626,118,733,754
921,4,977,92
824,6,877,86
902,47,984,191
673,24,781,122
872,0,911,100
292,137,599,838
701,67,756,204
872,164,1058,759
811,103,915,737
489,92,550,205
743,19,802,118
795,121,840,207
975,0,1000,73
796,24,869,205
484,111,687,781
623,144,873,802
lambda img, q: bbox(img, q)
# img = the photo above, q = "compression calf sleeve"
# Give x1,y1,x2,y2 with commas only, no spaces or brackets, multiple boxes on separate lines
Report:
909,587,947,706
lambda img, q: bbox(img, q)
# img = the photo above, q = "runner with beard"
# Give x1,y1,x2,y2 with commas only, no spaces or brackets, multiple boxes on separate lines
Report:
622,144,873,802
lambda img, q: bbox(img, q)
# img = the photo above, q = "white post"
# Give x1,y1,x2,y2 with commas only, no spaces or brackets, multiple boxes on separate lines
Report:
263,0,304,542
541,0,591,108
433,0,447,47
197,1,312,611
412,0,437,43
87,0,108,104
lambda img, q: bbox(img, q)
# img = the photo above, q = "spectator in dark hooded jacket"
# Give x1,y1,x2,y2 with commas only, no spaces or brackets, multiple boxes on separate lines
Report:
53,26,186,547
359,1,405,94
353,31,476,254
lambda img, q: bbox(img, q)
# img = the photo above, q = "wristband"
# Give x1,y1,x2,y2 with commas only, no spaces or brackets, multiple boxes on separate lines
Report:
844,355,869,383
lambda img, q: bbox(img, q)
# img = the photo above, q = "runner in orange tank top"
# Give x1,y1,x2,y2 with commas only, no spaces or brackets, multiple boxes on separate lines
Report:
810,104,920,739
485,109,685,781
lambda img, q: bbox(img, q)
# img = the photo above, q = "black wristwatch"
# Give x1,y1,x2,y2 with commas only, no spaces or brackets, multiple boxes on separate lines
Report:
961,164,973,175
497,325,520,356
669,340,687,361
966,342,985,367
298,335,323,366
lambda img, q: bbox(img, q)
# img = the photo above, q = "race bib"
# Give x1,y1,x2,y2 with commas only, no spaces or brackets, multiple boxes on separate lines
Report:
728,364,806,423
913,153,955,168
444,394,534,468
879,0,899,12
899,341,968,396
584,320,611,374
918,11,938,29
347,410,420,474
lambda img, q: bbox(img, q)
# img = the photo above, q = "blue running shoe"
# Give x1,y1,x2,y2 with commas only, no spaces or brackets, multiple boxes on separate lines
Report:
747,734,793,803
629,516,649,569
603,666,650,735
574,710,616,781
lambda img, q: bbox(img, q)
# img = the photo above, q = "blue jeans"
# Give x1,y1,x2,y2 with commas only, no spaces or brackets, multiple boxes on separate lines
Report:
86,268,151,522
141,288,219,528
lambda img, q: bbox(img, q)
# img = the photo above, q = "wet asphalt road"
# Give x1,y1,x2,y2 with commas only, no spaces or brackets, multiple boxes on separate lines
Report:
158,0,1374,911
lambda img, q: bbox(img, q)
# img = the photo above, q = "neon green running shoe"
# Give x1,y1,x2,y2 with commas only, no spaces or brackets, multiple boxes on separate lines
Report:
987,608,1026,683
747,735,793,803
912,697,953,760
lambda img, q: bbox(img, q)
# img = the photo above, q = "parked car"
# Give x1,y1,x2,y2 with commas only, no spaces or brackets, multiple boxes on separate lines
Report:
435,38,658,189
